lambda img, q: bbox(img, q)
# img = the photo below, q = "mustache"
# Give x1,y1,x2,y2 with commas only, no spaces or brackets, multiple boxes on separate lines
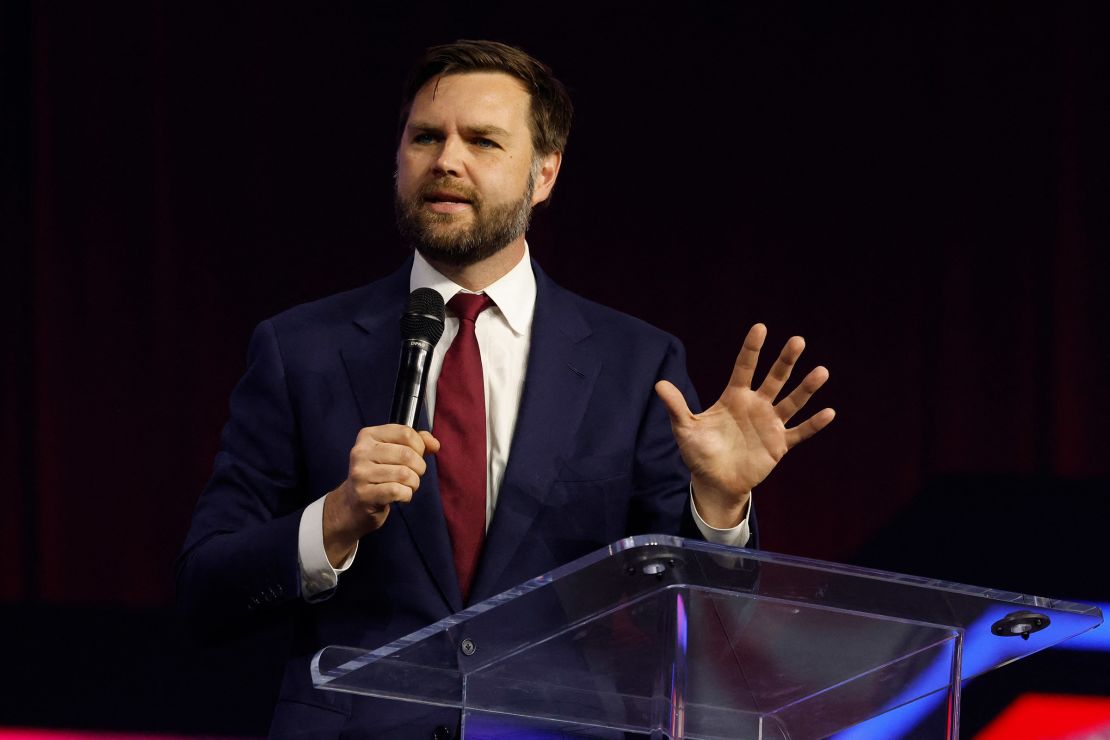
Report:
417,178,480,205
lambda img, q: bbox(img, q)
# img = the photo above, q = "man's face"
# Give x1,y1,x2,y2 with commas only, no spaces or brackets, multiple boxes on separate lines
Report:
394,72,552,266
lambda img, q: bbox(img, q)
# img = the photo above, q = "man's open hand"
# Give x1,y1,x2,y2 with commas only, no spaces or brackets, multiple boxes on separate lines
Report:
655,323,835,529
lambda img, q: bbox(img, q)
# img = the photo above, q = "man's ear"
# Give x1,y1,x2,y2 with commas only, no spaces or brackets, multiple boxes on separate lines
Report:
530,151,563,205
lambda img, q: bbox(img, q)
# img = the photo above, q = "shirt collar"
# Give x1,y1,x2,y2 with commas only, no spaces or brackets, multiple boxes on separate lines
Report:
409,245,536,336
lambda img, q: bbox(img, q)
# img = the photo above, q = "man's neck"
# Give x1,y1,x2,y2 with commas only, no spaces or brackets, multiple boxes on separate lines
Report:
421,238,526,292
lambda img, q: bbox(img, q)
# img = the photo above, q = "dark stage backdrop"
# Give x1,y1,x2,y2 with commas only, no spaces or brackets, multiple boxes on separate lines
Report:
4,1,1108,610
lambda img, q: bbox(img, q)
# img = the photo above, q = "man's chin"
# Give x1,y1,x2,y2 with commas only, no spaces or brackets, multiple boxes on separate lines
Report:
410,228,482,265
414,240,508,268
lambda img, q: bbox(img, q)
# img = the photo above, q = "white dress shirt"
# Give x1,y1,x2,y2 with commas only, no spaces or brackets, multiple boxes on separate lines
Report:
298,247,750,598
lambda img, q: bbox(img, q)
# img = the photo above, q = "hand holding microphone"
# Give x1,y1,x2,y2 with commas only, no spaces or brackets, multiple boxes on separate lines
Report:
322,289,445,566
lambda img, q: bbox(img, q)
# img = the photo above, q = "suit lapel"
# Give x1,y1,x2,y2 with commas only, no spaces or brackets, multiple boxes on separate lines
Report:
470,264,599,601
341,259,462,612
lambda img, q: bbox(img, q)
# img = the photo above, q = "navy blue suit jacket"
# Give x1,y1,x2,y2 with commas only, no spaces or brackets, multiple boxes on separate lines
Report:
178,258,757,738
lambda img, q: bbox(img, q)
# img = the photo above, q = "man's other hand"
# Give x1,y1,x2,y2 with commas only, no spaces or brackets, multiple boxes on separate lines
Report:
655,323,835,529
322,425,441,567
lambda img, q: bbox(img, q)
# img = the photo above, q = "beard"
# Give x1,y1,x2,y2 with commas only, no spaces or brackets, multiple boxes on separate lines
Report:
394,168,537,267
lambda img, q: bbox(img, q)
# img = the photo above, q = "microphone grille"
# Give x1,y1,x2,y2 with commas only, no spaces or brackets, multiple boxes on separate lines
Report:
400,287,446,344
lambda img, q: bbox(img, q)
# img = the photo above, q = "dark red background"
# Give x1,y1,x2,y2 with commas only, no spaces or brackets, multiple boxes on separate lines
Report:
2,1,1108,734
4,0,1108,605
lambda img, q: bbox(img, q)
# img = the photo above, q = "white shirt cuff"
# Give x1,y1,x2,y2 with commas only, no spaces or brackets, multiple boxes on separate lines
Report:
690,488,751,548
298,493,357,601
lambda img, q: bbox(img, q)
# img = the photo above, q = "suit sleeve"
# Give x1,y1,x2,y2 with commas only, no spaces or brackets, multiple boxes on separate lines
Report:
627,336,760,549
176,319,308,635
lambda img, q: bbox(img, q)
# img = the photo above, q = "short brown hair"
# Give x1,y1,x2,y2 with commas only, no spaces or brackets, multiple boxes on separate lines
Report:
400,40,573,156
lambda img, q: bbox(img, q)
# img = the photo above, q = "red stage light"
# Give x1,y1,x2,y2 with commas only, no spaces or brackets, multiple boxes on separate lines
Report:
976,693,1110,739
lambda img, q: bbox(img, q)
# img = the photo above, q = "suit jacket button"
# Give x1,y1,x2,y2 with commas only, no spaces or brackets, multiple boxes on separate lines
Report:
432,725,451,740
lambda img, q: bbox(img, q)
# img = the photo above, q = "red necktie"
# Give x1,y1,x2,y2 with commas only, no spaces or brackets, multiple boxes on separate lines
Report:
436,292,493,602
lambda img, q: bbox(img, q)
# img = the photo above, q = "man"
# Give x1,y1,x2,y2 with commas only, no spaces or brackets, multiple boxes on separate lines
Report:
178,40,834,738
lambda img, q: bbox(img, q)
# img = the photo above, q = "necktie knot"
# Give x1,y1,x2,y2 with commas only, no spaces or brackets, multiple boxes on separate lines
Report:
449,293,493,324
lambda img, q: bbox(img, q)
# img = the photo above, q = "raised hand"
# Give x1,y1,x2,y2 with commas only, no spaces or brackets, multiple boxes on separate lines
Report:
655,323,835,528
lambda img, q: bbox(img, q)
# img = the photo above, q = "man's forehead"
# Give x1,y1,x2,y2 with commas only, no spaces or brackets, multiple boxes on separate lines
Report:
408,71,531,127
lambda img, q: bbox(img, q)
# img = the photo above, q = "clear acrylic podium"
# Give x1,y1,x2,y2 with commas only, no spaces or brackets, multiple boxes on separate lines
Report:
312,535,1102,738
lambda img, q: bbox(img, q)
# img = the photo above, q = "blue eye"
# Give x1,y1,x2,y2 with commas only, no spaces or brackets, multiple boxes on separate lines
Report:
413,133,436,144
475,138,497,149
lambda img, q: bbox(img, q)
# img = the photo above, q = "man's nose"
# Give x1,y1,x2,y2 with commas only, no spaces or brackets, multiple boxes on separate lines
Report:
432,136,466,177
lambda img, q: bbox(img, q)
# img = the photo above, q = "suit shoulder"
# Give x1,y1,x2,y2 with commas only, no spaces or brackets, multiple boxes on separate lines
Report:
267,283,372,330
263,265,408,338
549,280,682,348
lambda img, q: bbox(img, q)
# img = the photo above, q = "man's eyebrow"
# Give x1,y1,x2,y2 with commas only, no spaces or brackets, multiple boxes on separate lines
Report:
406,121,512,139
463,124,511,138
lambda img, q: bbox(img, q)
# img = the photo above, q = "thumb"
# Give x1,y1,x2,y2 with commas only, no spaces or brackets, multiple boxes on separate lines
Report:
654,380,693,427
418,430,441,454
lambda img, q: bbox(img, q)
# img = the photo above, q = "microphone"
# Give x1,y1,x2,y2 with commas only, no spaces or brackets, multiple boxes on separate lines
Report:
390,287,446,426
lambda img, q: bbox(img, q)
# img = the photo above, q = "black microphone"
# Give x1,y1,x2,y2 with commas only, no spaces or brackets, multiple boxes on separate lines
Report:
390,287,446,426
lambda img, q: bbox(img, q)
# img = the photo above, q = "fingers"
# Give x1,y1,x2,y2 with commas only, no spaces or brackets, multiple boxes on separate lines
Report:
757,336,805,400
774,365,830,422
348,424,436,502
348,480,416,506
358,423,428,455
655,380,693,426
728,324,767,389
351,430,428,475
784,408,836,448
350,460,421,490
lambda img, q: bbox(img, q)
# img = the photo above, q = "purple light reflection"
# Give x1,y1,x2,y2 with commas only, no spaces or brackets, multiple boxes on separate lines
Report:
669,593,688,738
